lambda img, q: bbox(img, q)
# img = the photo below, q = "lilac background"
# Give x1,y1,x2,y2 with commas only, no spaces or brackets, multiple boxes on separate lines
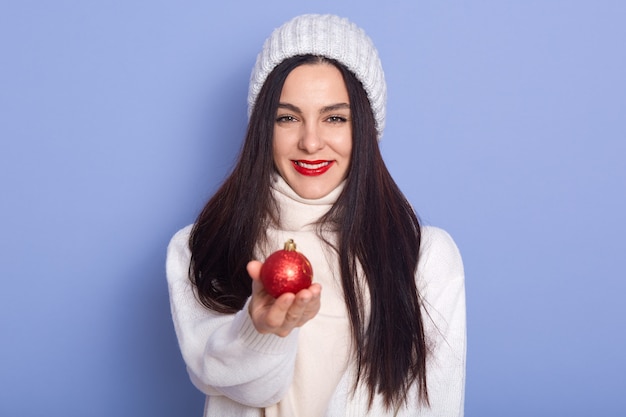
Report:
1,1,625,416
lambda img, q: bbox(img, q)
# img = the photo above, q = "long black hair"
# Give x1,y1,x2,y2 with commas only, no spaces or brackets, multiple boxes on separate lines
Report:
189,54,428,409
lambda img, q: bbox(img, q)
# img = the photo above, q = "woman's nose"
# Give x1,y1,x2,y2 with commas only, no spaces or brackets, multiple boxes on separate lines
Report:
298,123,324,153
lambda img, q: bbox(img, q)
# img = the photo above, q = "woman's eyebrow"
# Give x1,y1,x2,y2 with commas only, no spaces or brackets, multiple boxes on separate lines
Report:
277,102,301,113
277,102,350,114
320,103,350,113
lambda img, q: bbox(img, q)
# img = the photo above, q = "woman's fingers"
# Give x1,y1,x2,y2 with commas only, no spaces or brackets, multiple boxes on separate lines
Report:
306,284,322,315
264,292,296,328
246,260,262,281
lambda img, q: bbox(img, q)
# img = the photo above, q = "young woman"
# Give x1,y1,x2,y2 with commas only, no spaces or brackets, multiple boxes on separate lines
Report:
167,14,466,417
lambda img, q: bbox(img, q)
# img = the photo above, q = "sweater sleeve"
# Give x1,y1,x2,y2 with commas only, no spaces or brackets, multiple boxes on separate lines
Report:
165,225,299,408
415,226,466,417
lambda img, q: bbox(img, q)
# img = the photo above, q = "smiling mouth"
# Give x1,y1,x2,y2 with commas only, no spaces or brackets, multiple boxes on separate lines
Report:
292,160,334,176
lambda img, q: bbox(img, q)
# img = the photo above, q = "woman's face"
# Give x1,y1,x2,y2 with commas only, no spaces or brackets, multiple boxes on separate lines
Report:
273,63,352,200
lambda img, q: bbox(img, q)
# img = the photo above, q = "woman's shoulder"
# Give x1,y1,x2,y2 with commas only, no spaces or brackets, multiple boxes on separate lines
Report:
419,225,464,280
166,224,194,275
169,224,194,248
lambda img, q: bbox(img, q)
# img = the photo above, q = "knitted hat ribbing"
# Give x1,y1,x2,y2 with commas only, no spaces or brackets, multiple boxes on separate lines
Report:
248,14,387,138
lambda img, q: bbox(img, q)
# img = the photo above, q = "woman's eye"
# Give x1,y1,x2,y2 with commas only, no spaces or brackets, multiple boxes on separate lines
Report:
327,115,348,123
276,115,297,123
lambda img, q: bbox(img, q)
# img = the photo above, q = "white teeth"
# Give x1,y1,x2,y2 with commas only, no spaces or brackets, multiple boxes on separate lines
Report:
296,161,330,169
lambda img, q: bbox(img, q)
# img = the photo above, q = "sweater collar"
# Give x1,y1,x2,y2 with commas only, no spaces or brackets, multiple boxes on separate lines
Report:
270,174,344,231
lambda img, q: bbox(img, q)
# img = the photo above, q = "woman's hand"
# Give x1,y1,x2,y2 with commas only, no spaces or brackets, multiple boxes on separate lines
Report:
247,260,322,337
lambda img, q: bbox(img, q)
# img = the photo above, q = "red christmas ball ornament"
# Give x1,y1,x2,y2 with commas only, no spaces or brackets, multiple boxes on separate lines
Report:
260,239,314,298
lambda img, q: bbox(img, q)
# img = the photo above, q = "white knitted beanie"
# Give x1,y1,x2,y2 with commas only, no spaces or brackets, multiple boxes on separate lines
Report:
248,14,387,138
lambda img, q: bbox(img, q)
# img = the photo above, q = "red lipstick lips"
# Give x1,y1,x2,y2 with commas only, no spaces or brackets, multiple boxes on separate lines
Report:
292,160,334,176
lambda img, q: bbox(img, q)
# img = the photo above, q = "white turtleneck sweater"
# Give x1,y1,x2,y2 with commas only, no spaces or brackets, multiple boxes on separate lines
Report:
166,176,466,417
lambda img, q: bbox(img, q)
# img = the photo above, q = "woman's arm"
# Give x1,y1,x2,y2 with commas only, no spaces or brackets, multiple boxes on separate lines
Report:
165,225,299,408
417,226,467,417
